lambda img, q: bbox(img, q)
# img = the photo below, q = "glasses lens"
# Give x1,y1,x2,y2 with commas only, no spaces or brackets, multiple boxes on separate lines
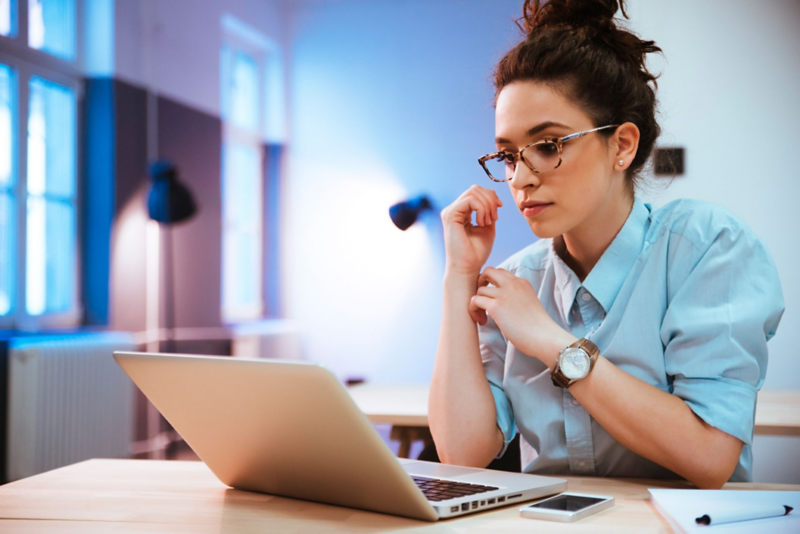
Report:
522,142,560,173
484,154,514,182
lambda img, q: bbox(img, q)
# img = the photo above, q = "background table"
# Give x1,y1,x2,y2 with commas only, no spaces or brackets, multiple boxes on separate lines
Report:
348,385,800,457
1,459,798,533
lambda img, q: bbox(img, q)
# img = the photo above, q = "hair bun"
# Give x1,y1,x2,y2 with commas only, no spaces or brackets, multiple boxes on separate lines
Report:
521,0,622,35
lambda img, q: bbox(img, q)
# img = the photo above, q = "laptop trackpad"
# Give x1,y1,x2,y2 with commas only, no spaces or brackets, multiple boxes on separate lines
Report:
403,461,481,478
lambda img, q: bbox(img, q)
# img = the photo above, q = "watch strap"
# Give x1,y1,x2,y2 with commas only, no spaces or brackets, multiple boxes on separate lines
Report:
551,338,600,388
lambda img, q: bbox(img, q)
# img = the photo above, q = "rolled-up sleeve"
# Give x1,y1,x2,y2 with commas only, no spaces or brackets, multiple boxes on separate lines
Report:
661,225,784,445
479,315,516,454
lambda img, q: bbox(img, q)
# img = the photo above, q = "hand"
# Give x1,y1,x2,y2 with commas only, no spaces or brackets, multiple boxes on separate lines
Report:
440,186,503,278
468,267,575,366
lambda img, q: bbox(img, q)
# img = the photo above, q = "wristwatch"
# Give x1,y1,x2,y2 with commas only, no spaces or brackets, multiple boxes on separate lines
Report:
551,338,600,388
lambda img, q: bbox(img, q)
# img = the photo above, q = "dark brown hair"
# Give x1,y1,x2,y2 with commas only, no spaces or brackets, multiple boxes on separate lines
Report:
495,0,662,188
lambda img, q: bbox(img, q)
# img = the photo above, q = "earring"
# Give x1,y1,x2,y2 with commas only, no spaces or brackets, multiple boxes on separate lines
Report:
619,160,624,166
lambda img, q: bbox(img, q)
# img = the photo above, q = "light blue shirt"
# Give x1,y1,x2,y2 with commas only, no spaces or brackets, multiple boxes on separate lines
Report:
480,199,784,482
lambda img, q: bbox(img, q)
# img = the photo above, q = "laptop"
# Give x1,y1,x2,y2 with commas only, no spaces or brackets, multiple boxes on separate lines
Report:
113,351,567,521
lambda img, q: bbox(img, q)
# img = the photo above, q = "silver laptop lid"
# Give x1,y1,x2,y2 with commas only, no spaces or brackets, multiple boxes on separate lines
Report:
114,352,438,521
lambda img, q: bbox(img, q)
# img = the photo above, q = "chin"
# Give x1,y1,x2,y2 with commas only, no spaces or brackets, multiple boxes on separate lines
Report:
527,219,563,239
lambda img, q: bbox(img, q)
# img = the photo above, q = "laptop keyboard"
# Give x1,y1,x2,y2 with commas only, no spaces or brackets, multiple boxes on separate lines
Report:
411,476,499,502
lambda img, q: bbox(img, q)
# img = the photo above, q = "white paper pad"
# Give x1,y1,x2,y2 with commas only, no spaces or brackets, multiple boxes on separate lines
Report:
649,489,800,533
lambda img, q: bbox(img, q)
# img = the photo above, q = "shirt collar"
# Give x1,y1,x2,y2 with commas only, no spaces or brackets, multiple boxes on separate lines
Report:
550,242,582,320
583,199,651,313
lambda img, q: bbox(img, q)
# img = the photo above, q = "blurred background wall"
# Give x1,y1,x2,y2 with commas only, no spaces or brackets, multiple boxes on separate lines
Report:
1,0,798,483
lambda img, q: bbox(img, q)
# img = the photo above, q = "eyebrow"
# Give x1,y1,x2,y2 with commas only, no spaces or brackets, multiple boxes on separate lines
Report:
495,121,571,145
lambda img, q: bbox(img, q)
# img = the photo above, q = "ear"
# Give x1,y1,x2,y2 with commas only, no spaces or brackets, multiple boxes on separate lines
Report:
612,122,640,171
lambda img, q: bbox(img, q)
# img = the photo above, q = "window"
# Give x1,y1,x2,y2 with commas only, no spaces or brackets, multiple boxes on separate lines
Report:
26,76,76,315
1,0,14,37
1,0,80,328
220,15,285,323
28,0,76,60
220,25,265,322
0,64,14,316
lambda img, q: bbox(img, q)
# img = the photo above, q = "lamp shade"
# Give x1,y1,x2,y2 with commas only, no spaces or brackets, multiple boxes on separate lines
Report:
389,195,433,231
147,161,197,225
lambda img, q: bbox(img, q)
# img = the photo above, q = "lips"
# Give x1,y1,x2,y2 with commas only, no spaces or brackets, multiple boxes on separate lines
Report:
520,200,553,217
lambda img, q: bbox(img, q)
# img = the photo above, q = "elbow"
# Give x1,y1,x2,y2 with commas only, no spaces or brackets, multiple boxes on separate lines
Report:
691,475,728,490
688,452,739,490
431,425,503,469
685,423,742,489
438,445,497,469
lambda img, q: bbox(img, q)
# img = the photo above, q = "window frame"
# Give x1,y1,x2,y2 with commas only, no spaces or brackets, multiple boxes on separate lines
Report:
220,27,270,323
0,0,84,330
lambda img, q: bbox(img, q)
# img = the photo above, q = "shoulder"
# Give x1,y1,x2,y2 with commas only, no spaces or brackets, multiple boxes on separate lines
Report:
647,198,757,252
497,238,552,275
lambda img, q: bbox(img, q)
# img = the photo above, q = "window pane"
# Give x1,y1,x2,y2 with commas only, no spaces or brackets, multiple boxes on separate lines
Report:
0,64,12,189
0,0,13,37
223,143,260,227
26,76,76,316
29,0,76,61
0,193,14,316
28,76,76,198
26,197,75,315
222,143,262,318
0,64,14,317
223,230,260,312
230,50,259,132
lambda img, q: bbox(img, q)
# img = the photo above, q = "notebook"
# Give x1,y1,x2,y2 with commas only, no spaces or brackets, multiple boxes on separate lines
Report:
649,488,800,533
114,351,567,521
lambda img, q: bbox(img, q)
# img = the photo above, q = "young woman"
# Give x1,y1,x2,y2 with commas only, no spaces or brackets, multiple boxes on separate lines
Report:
429,0,784,489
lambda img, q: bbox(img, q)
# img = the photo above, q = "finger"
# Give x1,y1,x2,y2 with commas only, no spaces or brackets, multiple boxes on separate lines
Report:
468,306,487,325
468,295,490,325
457,186,500,226
446,196,485,227
491,190,504,220
478,267,512,288
463,194,494,228
476,285,500,298
469,186,502,225
468,187,495,226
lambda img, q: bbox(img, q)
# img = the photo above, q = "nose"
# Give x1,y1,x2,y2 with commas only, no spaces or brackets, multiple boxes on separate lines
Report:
508,158,541,190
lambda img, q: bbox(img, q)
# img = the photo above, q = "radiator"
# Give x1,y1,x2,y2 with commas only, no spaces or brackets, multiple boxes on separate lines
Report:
6,332,136,481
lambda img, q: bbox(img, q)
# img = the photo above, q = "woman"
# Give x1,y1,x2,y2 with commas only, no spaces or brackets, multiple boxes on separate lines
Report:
428,0,783,489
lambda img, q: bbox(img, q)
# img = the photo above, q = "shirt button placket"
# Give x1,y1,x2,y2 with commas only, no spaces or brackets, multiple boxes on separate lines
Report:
563,389,597,476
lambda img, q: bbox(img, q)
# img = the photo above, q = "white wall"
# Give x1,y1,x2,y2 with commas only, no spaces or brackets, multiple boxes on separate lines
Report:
283,0,800,482
114,0,287,117
285,0,531,385
630,0,800,392
628,0,800,485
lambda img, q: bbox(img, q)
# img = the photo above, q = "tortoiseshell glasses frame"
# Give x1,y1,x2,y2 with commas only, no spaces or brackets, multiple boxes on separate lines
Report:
478,124,620,182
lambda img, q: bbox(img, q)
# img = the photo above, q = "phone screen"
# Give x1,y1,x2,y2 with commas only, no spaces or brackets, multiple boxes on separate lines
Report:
527,494,606,512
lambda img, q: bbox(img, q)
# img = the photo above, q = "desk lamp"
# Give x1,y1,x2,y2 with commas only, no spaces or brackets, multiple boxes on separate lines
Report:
147,161,198,352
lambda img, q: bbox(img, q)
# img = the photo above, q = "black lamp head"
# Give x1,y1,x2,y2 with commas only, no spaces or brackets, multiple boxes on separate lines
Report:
147,160,198,225
389,195,433,231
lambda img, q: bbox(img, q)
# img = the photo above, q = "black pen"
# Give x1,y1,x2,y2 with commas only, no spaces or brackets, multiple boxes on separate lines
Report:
696,504,793,526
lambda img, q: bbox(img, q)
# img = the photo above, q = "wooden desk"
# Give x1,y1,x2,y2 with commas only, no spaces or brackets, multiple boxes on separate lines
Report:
1,459,797,533
348,384,432,457
349,385,800,457
755,390,800,437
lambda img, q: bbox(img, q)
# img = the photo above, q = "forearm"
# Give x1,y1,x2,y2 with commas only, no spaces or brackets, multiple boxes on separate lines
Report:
429,272,503,467
568,356,742,488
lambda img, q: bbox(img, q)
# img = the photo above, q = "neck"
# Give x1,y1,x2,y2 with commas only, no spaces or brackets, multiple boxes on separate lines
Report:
557,193,634,281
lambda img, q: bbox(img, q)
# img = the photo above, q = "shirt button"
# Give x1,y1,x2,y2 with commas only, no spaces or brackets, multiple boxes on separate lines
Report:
578,460,587,467
580,292,592,302
571,398,580,406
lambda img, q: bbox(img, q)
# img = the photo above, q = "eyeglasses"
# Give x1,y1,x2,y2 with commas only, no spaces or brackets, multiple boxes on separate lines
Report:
478,124,620,182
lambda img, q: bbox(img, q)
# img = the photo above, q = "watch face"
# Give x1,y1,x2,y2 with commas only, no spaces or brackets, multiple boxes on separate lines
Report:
560,347,590,379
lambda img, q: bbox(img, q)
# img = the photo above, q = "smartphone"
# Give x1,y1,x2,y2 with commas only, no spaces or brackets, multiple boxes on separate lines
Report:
519,492,614,522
